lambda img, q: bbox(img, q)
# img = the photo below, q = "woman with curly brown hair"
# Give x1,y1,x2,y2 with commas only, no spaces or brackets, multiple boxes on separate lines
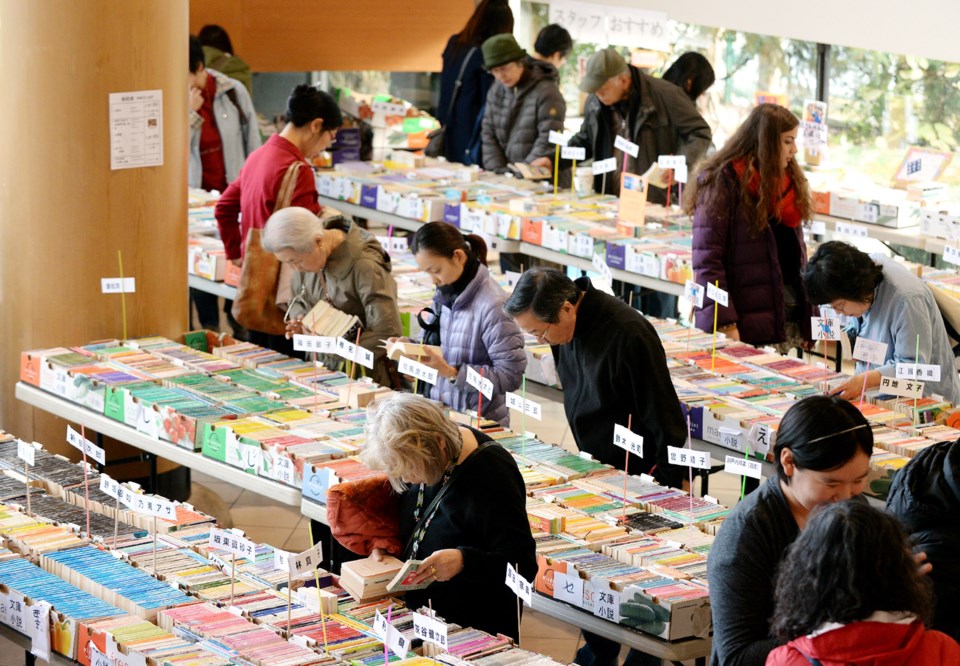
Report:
766,501,959,665
687,104,814,347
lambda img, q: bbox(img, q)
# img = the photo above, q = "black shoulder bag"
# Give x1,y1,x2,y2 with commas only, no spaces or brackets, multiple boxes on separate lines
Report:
425,47,478,158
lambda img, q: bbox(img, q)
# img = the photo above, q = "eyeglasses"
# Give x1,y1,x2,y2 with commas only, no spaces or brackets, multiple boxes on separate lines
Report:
523,321,552,341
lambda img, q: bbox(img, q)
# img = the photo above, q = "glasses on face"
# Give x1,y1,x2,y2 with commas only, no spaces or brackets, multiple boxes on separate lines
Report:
523,321,552,341
831,300,849,316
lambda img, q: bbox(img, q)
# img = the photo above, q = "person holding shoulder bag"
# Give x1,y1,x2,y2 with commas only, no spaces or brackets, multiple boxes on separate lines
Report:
214,84,342,352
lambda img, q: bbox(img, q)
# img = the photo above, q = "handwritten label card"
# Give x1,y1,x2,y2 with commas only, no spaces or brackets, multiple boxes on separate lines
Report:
835,222,869,239
548,131,570,146
747,423,775,456
398,356,439,385
811,317,842,341
288,542,324,577
614,135,639,158
943,245,960,266
612,424,643,457
667,446,710,469
374,610,411,658
101,278,136,294
209,528,257,559
505,392,542,420
466,367,494,399
336,338,375,369
724,455,763,480
17,440,35,466
505,563,534,606
412,612,449,649
879,376,925,399
66,426,106,465
896,363,941,382
707,283,729,307
592,157,617,175
685,280,705,308
561,146,586,161
553,570,584,606
852,337,888,366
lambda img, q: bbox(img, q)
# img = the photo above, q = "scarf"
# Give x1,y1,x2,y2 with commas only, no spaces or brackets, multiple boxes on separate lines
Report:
732,158,803,228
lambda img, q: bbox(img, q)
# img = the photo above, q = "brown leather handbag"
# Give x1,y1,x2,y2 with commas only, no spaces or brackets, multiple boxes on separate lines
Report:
231,161,302,335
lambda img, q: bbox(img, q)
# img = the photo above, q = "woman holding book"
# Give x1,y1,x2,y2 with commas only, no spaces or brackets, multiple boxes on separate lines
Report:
766,501,960,665
262,206,402,388
801,240,960,404
688,103,815,349
361,392,537,641
709,396,877,666
394,222,525,425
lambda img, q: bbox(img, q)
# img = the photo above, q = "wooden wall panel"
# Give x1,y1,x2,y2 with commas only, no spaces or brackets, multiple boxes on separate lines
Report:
190,0,475,72
0,0,188,466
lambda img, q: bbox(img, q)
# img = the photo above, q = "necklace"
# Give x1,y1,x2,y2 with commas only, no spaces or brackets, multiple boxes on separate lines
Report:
409,431,463,557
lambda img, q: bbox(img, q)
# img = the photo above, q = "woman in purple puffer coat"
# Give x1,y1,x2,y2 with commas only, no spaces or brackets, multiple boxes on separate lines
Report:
686,104,815,347
404,222,526,425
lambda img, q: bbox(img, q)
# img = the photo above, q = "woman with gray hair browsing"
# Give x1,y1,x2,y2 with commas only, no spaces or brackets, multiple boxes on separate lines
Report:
359,392,536,641
262,206,402,387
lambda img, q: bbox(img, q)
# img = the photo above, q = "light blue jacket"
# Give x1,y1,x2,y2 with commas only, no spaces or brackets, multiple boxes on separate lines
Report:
426,264,526,425
188,69,261,189
848,254,960,404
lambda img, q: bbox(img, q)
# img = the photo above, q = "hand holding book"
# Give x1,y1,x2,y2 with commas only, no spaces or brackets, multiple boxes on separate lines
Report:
411,548,464,585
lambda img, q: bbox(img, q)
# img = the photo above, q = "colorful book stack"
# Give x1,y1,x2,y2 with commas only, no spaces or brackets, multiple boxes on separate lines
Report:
0,502,88,555
40,545,195,620
79,613,232,666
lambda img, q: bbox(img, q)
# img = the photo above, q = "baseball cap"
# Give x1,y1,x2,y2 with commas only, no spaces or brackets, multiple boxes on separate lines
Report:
579,47,629,93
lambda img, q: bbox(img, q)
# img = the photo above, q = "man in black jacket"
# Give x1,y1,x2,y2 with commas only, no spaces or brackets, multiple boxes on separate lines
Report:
504,268,686,666
503,268,685,485
533,47,711,201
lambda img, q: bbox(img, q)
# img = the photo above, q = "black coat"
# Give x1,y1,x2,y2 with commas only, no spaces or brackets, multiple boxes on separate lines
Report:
437,35,490,166
887,439,960,642
552,277,686,487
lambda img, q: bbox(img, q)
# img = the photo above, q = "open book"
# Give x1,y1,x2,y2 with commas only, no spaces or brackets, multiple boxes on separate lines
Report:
380,340,442,362
302,300,360,338
386,559,434,593
508,163,552,180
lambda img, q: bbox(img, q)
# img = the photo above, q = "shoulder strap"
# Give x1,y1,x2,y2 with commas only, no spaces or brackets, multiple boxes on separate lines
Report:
402,441,495,558
446,47,478,120
797,651,823,666
274,161,303,212
224,87,249,129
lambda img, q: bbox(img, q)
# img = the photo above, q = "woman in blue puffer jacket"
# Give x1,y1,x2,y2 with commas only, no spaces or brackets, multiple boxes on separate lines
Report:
400,222,526,425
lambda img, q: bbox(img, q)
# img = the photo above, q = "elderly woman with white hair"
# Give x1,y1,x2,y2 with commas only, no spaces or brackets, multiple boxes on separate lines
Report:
360,392,536,641
262,206,402,387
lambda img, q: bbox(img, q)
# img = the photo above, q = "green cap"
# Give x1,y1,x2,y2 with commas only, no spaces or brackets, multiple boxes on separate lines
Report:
482,34,527,70
579,47,629,93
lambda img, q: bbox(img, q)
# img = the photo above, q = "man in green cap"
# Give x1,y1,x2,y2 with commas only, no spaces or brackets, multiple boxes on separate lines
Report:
479,33,565,174
534,46,711,201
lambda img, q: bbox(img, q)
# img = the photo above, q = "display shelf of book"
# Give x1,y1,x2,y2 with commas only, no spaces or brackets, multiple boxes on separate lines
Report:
15,382,301,506
317,196,522,254
300,496,328,525
531,593,710,664
188,273,237,300
518,242,686,296
812,213,928,253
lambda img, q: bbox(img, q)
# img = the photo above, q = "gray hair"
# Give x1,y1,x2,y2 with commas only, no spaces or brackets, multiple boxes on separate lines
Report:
360,392,462,492
503,267,579,323
262,206,324,254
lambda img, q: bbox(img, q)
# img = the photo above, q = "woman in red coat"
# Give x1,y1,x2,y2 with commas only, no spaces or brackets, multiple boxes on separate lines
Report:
687,104,814,348
766,501,960,665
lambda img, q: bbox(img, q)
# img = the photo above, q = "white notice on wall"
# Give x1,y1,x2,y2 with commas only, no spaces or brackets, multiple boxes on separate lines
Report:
110,90,163,170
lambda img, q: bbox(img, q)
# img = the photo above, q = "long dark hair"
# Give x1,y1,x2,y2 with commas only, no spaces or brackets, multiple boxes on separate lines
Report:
684,104,813,235
771,501,932,641
458,0,514,47
198,24,235,55
410,221,488,266
774,395,873,483
662,52,715,102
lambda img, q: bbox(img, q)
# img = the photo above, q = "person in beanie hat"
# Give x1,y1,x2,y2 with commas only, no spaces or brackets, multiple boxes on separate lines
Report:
480,34,565,174
533,46,711,201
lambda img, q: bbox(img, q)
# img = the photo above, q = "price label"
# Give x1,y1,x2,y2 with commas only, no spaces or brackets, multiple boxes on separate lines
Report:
466,367,493,399
371,100,406,116
591,584,621,623
684,280,705,308
811,317,842,341
724,455,763,479
706,282,729,307
747,423,775,456
209,528,257,559
809,220,827,234
288,542,324,577
667,446,711,469
852,337,889,366
612,424,644,457
561,146,586,160
943,245,960,266
126,493,178,519
336,338,375,369
614,135,639,158
879,376,925,399
17,439,35,466
412,612,449,649
66,425,106,465
835,222,869,239
658,155,686,169
101,277,136,294
398,356,439,385
592,157,617,175
548,130,569,145
374,610,411,658
896,362,941,382
505,563,533,606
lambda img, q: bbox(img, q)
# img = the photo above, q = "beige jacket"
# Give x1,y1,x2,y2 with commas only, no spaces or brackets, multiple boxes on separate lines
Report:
289,219,402,386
